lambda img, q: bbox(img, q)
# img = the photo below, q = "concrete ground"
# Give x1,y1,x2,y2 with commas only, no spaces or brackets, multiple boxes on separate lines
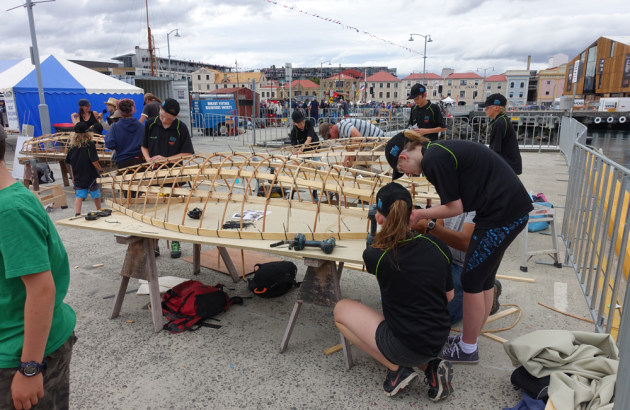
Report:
4,135,594,409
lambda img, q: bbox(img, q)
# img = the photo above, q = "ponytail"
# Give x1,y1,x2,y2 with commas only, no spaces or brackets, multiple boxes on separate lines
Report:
372,200,413,250
402,130,430,152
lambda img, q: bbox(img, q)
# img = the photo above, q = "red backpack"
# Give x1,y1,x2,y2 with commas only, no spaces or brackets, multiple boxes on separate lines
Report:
161,280,243,333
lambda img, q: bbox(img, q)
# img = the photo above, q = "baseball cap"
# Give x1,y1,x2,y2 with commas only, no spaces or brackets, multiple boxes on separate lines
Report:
408,84,427,99
78,99,91,107
376,182,412,217
291,110,305,123
161,98,180,116
74,122,89,133
384,132,408,180
479,93,507,108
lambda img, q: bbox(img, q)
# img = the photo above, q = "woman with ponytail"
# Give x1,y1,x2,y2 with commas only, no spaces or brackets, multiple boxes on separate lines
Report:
384,130,533,365
334,182,454,402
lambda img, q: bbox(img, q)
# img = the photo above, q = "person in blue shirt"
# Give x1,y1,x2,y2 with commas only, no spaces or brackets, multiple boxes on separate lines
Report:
105,99,144,169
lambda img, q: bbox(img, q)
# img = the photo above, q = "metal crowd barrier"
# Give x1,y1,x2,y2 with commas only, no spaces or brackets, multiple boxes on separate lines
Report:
558,118,628,407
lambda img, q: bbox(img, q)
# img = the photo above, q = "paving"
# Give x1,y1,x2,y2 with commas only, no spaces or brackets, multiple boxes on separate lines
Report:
4,134,595,409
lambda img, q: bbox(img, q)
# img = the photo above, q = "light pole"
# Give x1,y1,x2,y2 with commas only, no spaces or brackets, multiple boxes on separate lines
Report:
409,33,433,83
319,59,332,101
167,28,180,79
477,66,494,98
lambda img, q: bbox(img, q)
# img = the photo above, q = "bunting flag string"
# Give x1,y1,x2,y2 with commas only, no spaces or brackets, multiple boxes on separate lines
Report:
263,0,417,54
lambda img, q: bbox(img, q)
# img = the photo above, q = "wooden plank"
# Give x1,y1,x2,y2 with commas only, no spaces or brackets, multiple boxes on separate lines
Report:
482,332,507,344
496,274,535,283
484,307,518,324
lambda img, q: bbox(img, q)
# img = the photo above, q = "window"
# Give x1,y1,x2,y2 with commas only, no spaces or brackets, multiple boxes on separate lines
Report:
206,75,209,80
519,92,523,98
197,84,201,90
510,82,515,88
379,92,383,98
206,84,209,90
423,80,428,85
433,90,437,97
475,80,479,86
460,80,467,86
498,84,502,89
509,92,513,98
447,91,451,96
447,80,452,86
387,83,391,88
223,84,227,88
520,81,524,88
459,91,465,98
197,75,201,80
610,41,615,57
394,92,398,98
395,83,398,88
380,83,383,88
545,91,550,95
407,81,411,86
487,84,491,89
386,92,390,98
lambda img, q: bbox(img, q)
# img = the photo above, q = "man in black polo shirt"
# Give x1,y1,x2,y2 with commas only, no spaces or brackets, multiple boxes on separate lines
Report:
142,98,194,163
407,84,446,141
141,98,194,258
289,110,318,154
479,93,522,175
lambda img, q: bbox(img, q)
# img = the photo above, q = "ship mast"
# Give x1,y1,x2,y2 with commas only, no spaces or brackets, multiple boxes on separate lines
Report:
146,0,155,76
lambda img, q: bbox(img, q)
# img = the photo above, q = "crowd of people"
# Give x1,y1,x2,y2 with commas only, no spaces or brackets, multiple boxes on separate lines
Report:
0,84,527,406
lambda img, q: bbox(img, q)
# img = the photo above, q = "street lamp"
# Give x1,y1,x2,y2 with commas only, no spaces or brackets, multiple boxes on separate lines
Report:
319,59,332,101
167,28,180,79
477,66,494,98
409,33,433,84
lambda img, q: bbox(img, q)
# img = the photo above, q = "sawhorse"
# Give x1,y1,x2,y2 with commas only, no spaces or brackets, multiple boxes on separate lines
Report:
279,258,354,369
520,203,563,272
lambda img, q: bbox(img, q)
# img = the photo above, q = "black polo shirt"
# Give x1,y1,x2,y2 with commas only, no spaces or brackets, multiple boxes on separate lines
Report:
420,140,533,228
65,142,100,189
142,117,194,158
489,113,522,175
363,234,453,357
289,120,319,150
408,101,446,141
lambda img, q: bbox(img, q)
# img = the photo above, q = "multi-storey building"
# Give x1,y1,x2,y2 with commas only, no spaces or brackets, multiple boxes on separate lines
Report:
112,46,224,81
564,36,630,103
365,71,402,103
402,73,443,102
537,65,567,107
442,72,483,106
505,70,530,107
191,68,268,93
484,74,507,99
321,70,364,102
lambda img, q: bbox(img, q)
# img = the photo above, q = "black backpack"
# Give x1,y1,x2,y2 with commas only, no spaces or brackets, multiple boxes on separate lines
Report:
247,261,298,298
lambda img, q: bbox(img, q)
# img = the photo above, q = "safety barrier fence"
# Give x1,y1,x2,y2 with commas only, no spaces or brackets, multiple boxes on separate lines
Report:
191,112,564,150
559,118,629,408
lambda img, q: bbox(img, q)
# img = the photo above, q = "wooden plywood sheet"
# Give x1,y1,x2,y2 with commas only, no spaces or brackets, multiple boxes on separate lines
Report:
182,247,282,277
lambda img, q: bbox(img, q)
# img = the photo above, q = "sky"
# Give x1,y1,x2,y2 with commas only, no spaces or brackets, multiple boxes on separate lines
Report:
1,0,629,78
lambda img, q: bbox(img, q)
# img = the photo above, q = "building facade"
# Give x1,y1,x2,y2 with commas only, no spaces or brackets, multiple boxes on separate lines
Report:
442,72,483,106
402,73,443,102
365,71,402,103
563,36,630,103
505,70,530,107
484,74,507,99
537,64,567,107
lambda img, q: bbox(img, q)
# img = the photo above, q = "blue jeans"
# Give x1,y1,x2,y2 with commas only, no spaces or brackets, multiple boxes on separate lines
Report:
448,263,464,324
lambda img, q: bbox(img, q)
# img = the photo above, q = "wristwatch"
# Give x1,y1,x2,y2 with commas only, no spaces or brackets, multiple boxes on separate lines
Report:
18,360,47,377
426,219,436,232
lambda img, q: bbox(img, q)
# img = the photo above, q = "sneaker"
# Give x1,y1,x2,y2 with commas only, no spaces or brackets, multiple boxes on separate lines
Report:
424,359,454,402
170,241,181,259
490,279,502,315
446,334,461,346
383,366,418,397
439,342,479,364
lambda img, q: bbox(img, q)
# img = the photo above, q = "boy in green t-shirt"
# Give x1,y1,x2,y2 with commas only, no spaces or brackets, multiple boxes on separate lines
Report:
0,125,77,409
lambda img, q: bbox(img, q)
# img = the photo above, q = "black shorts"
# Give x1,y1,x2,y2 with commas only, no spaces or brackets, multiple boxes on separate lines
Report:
461,214,529,293
375,321,433,368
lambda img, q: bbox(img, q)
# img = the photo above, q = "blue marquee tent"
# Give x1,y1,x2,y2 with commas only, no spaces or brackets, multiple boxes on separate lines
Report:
0,55,144,137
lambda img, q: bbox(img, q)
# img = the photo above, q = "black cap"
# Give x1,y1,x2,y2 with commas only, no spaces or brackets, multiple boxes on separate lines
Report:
376,182,412,217
161,98,180,116
384,132,408,180
408,83,427,99
74,122,89,133
479,93,507,108
78,99,90,107
291,110,305,123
